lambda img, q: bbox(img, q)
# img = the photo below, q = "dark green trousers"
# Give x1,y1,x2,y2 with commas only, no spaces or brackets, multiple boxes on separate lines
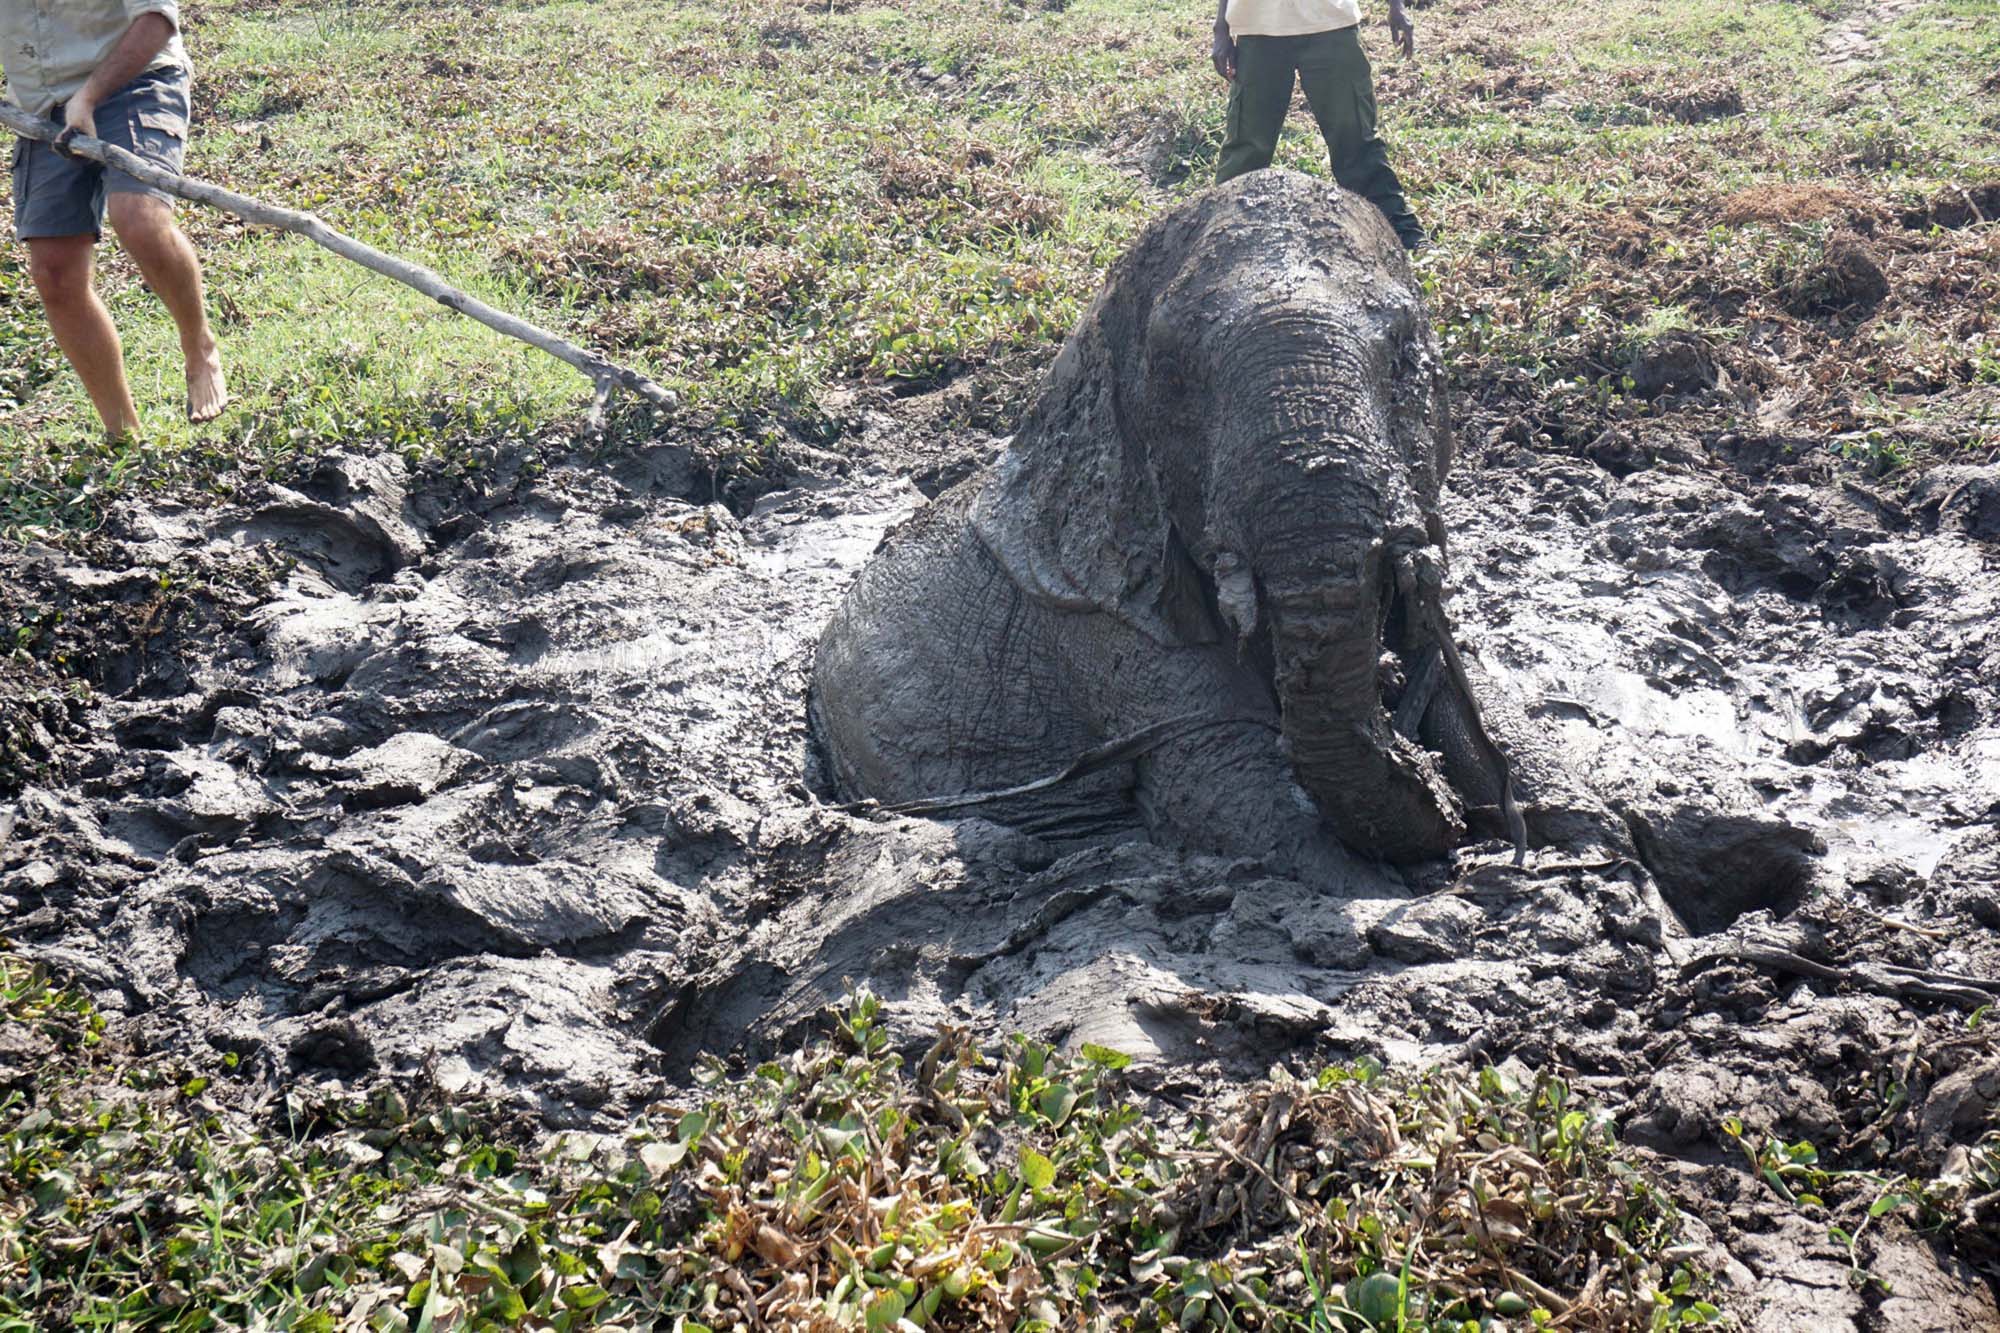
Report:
1216,26,1423,248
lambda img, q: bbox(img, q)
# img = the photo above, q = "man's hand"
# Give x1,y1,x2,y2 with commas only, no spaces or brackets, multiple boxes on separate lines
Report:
1389,1,1415,58
61,11,176,154
53,96,98,158
62,97,98,140
1212,22,1237,81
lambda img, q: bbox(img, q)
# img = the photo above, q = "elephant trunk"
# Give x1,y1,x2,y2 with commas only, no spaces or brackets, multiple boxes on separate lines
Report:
1262,553,1466,864
1221,352,1465,864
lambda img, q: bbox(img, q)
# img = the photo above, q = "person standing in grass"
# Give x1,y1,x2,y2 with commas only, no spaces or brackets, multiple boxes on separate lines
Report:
2,0,227,434
1211,0,1428,250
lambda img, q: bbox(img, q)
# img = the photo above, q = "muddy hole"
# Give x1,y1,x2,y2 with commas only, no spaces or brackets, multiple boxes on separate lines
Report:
1627,808,1823,935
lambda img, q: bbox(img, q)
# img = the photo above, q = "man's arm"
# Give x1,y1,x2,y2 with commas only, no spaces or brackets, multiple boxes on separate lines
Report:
1211,0,1236,81
61,11,177,138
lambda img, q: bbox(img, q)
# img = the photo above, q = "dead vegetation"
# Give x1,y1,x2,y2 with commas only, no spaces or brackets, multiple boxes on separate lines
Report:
1624,81,1744,126
1719,184,1880,228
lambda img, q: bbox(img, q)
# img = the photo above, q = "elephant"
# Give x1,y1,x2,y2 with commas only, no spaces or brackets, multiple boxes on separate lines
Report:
811,170,1595,879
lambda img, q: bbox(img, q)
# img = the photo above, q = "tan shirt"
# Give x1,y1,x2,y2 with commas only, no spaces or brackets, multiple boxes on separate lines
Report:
1,0,186,117
1225,0,1362,37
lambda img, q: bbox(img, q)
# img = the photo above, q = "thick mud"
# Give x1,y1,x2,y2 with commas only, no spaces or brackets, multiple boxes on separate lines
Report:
3,397,1999,1321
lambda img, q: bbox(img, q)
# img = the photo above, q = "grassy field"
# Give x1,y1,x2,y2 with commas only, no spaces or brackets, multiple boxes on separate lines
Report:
0,0,1996,531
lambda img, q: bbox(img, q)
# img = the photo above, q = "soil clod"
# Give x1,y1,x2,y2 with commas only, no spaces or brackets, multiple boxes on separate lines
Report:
1628,329,1719,398
1784,234,1890,317
1628,808,1824,935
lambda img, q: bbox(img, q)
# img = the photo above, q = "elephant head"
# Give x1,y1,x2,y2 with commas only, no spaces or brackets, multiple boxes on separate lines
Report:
970,170,1487,863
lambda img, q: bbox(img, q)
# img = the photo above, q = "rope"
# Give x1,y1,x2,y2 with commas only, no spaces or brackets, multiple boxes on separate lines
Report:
839,712,1279,817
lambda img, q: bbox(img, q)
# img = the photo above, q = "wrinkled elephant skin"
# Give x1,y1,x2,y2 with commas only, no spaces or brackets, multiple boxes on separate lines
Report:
814,172,1539,873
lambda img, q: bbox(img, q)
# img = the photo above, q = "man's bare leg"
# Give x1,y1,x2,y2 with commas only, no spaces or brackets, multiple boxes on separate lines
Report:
25,235,142,438
106,193,228,422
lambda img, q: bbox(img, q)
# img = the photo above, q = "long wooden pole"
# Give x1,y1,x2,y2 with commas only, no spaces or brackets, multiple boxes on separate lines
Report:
0,105,675,421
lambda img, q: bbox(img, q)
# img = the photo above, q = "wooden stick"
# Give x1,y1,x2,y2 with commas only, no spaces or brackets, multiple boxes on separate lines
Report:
0,104,674,424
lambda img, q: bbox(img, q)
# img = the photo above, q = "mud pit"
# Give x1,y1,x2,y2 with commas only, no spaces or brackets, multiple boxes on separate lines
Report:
6,367,2000,1324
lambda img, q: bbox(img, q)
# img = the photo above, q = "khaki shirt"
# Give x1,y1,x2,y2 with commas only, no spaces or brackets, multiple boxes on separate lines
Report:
1225,0,1362,37
1,0,186,117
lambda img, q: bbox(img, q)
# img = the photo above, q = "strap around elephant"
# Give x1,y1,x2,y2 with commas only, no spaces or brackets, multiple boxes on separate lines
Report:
838,712,1280,817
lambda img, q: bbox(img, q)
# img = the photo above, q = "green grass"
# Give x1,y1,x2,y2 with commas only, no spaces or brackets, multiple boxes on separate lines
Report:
2,960,1726,1331
1,0,1996,524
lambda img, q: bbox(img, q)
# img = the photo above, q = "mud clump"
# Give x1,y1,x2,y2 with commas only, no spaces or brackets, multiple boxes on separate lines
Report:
1627,329,1718,398
1626,808,1824,935
1784,234,1889,317
1900,181,2000,231
0,660,85,795
1601,213,1652,261
288,1018,378,1075
1912,463,2000,545
1931,825,2000,929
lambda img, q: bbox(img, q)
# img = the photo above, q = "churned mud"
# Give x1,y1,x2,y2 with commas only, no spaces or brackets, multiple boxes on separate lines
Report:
3,381,1999,1321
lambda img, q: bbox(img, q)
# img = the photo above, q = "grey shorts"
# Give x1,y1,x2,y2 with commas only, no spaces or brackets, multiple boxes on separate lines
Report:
11,65,190,241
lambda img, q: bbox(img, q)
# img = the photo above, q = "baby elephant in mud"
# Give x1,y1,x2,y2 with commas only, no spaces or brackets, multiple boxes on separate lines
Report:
812,171,1526,877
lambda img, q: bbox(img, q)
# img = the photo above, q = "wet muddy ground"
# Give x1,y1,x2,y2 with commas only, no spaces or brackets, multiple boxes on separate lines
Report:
3,385,1998,1323
3,0,1998,1317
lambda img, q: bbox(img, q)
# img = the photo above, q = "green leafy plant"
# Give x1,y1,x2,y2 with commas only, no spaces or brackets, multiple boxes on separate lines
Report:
1,965,1723,1330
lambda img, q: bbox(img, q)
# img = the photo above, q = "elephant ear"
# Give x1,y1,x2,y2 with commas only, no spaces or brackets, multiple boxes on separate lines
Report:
969,208,1215,646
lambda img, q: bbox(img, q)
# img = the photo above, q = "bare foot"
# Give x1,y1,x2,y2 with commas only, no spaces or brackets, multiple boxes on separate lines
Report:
186,340,229,423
